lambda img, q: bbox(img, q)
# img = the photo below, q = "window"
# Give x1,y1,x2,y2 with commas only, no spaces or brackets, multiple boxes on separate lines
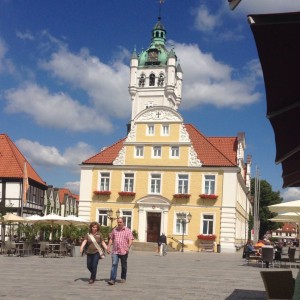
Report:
135,146,144,157
171,146,179,158
121,210,132,229
177,174,189,194
100,172,110,191
175,213,188,234
123,173,134,192
153,146,161,158
147,124,154,136
202,214,214,235
149,74,155,86
139,74,145,87
161,124,169,136
158,73,164,87
150,174,161,194
204,175,216,194
98,209,108,226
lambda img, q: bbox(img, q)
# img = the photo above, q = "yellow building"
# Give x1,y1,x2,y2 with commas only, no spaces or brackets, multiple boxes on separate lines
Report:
79,16,252,253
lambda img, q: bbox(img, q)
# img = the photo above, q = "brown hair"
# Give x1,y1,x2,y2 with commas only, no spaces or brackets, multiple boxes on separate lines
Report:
89,222,100,233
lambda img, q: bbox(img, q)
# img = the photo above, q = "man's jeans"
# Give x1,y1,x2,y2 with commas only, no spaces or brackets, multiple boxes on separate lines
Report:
110,253,128,281
87,252,100,280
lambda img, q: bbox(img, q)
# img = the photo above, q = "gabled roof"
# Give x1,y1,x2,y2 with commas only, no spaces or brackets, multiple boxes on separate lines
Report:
185,124,237,167
82,125,238,167
83,138,126,164
0,134,47,186
58,188,79,204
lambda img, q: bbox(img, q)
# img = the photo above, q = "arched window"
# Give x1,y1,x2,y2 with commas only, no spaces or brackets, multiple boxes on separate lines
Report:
156,32,159,38
149,74,155,86
139,74,146,87
158,73,164,87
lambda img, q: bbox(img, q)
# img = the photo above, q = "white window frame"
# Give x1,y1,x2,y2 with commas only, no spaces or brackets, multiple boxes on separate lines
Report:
203,174,216,194
177,174,189,194
149,173,161,194
98,209,109,226
201,213,215,235
152,146,162,158
99,172,110,191
161,124,169,136
174,212,189,235
170,146,180,158
120,210,132,229
135,146,144,158
147,124,155,136
123,173,135,192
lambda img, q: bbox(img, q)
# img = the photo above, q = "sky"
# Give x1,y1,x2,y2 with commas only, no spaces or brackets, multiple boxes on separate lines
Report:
1,0,300,201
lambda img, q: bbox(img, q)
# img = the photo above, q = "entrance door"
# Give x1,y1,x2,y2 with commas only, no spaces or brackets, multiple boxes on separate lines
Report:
147,212,161,242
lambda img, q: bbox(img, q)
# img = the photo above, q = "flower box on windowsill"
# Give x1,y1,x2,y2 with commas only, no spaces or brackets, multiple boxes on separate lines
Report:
197,234,216,241
199,194,218,199
173,193,191,199
118,191,136,197
93,190,111,195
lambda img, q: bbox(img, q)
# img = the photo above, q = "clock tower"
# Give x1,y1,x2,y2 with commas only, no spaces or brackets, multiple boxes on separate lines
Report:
128,16,183,123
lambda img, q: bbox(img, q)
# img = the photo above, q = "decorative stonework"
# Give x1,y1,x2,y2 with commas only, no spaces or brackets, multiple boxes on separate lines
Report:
137,109,181,122
189,146,202,166
179,124,191,142
113,147,125,165
126,124,136,142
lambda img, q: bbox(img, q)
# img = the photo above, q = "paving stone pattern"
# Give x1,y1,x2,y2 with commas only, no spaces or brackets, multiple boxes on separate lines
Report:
0,250,298,300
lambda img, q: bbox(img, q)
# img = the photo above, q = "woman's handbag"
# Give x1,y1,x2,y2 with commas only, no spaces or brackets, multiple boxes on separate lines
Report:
88,234,105,259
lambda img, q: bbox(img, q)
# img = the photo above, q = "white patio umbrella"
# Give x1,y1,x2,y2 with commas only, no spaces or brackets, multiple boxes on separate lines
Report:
268,212,300,223
268,200,300,213
63,215,89,226
0,213,29,223
25,215,43,222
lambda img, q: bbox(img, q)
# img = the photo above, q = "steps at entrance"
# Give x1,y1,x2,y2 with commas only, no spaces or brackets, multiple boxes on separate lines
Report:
132,241,177,252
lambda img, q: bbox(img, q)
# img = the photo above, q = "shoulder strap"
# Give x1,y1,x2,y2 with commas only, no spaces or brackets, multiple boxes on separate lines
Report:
88,234,104,256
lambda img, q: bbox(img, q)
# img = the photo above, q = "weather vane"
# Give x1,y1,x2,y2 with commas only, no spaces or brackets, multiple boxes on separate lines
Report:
158,0,165,19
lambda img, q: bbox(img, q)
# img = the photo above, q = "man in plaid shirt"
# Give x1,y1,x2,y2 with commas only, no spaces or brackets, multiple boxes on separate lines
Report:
107,217,134,285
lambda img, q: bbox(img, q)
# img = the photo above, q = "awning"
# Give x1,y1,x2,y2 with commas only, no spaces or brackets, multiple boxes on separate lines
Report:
249,12,300,188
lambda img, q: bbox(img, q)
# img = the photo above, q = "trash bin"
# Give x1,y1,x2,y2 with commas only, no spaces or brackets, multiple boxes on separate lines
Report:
217,244,221,253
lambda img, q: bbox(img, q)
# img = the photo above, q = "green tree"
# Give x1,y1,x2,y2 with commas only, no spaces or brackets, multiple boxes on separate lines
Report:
251,178,282,239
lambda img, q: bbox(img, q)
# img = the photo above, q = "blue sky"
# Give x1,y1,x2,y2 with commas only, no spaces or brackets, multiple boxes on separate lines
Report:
1,0,300,201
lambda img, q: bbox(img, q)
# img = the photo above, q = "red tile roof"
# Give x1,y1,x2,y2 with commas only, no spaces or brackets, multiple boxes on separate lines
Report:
82,125,238,167
0,134,46,186
185,124,237,166
83,138,126,164
58,188,79,204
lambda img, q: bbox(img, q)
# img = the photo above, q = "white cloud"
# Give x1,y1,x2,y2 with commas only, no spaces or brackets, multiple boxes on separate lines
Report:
16,30,34,41
172,42,261,109
64,181,80,194
192,4,221,33
15,139,95,172
40,46,131,119
0,38,15,74
4,83,113,133
281,188,300,202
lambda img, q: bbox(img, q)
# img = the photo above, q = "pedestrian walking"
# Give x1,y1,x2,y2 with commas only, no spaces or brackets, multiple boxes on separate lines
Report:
80,222,108,284
107,217,134,285
158,233,167,256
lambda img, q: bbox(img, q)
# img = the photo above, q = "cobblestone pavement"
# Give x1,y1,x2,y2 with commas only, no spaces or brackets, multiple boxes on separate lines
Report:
0,250,298,300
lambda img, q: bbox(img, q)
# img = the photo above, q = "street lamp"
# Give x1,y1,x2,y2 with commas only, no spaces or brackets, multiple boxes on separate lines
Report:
177,212,192,252
107,209,120,227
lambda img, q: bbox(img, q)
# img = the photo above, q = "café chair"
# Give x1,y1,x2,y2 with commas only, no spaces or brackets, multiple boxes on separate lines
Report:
260,270,295,299
281,247,296,268
4,241,16,256
39,241,49,257
53,242,68,258
260,247,274,268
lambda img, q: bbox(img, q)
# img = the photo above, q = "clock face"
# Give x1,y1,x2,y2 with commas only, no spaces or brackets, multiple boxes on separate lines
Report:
148,50,158,61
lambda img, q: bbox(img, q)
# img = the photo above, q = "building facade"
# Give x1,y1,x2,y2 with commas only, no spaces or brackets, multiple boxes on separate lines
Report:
79,17,252,253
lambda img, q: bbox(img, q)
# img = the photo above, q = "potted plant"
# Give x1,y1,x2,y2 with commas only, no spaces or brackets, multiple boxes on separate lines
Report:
173,193,191,199
199,194,218,199
197,234,216,241
93,190,111,195
118,191,136,197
